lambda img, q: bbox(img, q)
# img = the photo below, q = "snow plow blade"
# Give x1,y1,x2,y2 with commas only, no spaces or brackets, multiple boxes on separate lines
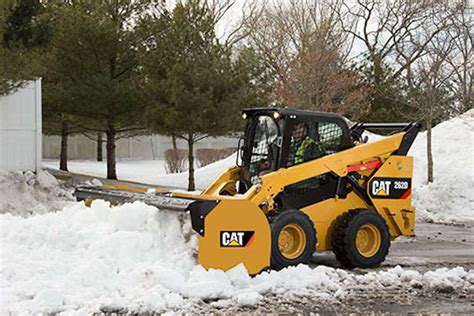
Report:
73,185,194,211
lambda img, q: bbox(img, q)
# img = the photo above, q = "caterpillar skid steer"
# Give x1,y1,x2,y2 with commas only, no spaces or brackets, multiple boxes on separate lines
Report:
74,108,420,274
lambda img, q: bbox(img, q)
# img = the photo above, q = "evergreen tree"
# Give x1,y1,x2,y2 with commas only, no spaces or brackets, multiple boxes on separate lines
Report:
48,1,151,179
141,1,258,190
3,0,51,48
358,54,408,122
41,57,82,171
0,0,47,95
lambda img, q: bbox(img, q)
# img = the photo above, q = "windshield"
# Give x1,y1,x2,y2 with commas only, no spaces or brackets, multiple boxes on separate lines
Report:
247,115,280,184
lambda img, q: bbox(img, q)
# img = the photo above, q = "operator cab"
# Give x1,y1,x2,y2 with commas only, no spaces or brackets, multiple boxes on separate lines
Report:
238,107,353,192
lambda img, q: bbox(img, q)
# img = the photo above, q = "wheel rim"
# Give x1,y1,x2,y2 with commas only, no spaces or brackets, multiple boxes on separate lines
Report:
278,223,306,259
355,223,381,257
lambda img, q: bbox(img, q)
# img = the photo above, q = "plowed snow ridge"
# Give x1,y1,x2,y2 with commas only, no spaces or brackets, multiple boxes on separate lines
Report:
1,200,473,313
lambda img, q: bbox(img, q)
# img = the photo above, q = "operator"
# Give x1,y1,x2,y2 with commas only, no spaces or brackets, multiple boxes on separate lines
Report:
292,122,326,165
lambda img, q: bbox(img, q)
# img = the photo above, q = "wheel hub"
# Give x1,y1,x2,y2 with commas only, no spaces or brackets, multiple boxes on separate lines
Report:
278,223,306,259
355,223,381,257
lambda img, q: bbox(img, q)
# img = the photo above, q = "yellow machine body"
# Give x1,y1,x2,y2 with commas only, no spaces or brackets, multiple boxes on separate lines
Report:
183,132,416,274
75,108,419,274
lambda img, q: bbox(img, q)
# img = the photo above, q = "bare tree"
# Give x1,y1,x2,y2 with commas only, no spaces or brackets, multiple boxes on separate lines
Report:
171,0,264,48
444,1,473,113
405,33,456,183
330,0,460,121
282,35,371,120
244,0,369,118
335,0,456,82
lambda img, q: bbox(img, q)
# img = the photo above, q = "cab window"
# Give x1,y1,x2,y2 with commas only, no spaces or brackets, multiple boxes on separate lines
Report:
248,116,280,183
287,121,343,166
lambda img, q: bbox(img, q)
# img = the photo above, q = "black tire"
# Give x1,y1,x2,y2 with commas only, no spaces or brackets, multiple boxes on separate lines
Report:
270,209,317,270
331,209,390,269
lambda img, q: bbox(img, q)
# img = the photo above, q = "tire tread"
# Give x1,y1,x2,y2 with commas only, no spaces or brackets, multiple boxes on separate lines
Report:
331,209,390,269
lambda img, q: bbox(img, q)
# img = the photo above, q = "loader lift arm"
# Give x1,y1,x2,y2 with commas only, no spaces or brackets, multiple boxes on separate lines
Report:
350,122,421,155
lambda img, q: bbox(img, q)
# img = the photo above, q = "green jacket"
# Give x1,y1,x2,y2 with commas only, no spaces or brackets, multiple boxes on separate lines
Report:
294,136,326,164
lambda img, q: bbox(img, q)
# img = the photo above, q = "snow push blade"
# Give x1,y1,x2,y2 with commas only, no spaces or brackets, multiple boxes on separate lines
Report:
73,185,193,211
188,198,271,275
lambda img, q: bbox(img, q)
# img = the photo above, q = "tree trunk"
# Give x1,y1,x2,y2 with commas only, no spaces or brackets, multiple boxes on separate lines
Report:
97,132,103,162
426,118,434,183
59,121,68,171
187,134,195,191
106,126,117,180
172,134,178,150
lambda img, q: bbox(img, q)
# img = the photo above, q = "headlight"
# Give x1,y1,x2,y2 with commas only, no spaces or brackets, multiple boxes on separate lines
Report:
273,112,280,119
242,113,247,119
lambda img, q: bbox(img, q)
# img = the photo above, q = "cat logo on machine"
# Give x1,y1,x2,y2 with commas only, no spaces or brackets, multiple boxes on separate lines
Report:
220,231,255,247
369,177,412,199
372,180,391,196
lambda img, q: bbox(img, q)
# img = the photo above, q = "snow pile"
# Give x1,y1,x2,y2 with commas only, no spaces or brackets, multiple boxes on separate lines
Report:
1,201,473,314
0,170,73,216
0,200,197,313
409,110,474,223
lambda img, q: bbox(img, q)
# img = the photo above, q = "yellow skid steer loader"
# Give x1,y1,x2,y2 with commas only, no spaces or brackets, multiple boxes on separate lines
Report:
74,108,420,274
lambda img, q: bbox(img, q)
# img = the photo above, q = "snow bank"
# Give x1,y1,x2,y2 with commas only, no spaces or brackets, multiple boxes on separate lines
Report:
1,201,473,314
0,200,197,313
0,170,73,217
409,110,474,223
350,112,473,224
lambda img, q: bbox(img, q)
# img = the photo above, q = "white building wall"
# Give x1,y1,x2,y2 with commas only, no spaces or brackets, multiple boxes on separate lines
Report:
0,79,42,172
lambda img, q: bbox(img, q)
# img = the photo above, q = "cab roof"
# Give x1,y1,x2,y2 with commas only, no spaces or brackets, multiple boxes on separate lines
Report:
242,107,349,124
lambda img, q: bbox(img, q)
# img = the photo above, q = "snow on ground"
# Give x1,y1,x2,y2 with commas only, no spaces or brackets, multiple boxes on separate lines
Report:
43,154,236,190
42,159,168,185
1,200,472,314
148,154,236,189
0,170,73,217
409,110,474,223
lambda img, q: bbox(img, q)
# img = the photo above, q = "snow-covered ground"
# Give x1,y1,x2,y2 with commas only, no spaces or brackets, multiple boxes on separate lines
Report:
1,200,472,314
42,159,169,185
43,154,236,190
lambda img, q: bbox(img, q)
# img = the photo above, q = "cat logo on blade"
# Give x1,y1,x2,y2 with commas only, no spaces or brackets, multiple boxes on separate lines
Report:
220,231,255,247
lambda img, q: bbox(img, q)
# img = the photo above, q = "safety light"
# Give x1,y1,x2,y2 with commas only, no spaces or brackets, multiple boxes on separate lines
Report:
242,113,247,119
